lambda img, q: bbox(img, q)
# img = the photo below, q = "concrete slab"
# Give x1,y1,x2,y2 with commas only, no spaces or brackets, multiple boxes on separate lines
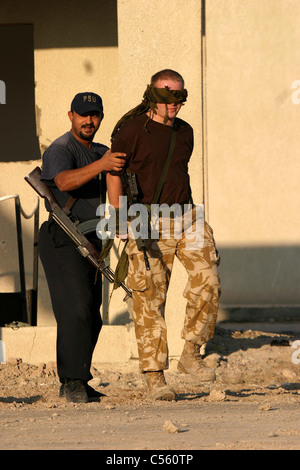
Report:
1,319,299,368
0,324,139,366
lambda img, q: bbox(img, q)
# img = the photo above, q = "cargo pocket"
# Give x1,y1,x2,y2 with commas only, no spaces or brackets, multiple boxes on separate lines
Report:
205,222,221,266
126,252,150,292
211,246,221,266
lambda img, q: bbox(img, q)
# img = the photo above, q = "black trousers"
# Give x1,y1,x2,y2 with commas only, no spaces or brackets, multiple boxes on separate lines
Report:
38,221,102,382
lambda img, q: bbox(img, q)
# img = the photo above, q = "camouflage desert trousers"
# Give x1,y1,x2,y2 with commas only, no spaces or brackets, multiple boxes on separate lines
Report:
125,206,221,372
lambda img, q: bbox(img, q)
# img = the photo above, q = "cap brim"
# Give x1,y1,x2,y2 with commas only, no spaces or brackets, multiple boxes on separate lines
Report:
72,105,103,115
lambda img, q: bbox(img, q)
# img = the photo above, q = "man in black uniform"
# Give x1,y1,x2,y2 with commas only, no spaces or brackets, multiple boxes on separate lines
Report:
38,92,126,403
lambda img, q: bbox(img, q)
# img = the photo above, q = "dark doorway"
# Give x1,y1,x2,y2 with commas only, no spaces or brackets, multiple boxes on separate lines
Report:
0,24,40,162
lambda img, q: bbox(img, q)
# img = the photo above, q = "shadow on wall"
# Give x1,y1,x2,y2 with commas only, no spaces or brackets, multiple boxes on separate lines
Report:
217,245,300,307
1,0,118,49
34,0,118,48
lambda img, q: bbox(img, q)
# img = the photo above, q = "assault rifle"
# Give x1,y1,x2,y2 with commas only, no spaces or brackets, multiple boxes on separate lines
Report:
122,170,150,271
25,166,132,300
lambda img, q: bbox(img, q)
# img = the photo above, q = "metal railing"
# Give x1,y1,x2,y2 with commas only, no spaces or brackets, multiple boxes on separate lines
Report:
0,194,39,326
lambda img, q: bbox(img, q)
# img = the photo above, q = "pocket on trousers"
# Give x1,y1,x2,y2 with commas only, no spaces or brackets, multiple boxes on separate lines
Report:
205,222,221,266
211,246,221,266
127,252,150,292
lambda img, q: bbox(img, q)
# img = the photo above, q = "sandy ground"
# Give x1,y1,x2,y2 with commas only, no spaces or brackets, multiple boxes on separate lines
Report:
0,324,299,451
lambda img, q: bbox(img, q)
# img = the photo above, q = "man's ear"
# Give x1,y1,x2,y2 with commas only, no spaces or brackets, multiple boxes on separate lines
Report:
68,110,73,122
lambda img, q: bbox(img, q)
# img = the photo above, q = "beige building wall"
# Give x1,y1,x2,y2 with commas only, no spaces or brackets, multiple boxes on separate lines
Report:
206,0,300,307
0,0,299,331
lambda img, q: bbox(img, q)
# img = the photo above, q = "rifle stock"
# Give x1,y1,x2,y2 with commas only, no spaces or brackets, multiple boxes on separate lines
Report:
25,166,58,210
25,166,132,299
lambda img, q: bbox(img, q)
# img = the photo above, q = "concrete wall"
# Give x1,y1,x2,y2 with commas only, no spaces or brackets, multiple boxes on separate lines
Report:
0,0,299,332
205,0,300,308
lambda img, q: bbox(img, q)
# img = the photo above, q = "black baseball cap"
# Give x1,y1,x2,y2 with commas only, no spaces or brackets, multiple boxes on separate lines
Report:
70,92,103,115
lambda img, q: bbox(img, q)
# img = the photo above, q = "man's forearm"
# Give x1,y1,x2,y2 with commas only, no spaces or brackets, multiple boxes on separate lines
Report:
54,150,126,191
54,160,106,191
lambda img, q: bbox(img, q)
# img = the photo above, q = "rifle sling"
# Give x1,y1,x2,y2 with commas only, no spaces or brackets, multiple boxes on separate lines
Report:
152,128,176,205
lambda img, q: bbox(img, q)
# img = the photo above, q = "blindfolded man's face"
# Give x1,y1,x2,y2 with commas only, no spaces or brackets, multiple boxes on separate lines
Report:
151,78,183,125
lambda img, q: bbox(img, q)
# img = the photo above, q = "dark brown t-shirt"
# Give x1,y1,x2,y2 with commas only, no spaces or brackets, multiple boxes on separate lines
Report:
111,114,193,205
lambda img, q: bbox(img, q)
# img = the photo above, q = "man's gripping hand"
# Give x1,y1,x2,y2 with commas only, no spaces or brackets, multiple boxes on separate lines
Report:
102,149,127,173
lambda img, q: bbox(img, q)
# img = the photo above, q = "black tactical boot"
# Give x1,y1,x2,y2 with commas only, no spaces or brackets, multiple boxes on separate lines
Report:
63,379,88,403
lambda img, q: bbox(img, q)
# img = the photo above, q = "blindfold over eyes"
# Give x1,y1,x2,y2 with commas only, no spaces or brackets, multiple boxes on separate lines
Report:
143,84,188,104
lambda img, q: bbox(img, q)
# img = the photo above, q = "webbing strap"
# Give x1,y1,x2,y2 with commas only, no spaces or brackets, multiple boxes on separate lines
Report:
152,128,176,205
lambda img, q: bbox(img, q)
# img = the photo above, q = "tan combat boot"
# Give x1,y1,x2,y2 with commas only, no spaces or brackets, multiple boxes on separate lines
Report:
145,371,176,401
177,341,216,382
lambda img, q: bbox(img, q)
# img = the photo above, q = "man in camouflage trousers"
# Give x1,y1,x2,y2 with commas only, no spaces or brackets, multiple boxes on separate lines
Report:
107,69,221,401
